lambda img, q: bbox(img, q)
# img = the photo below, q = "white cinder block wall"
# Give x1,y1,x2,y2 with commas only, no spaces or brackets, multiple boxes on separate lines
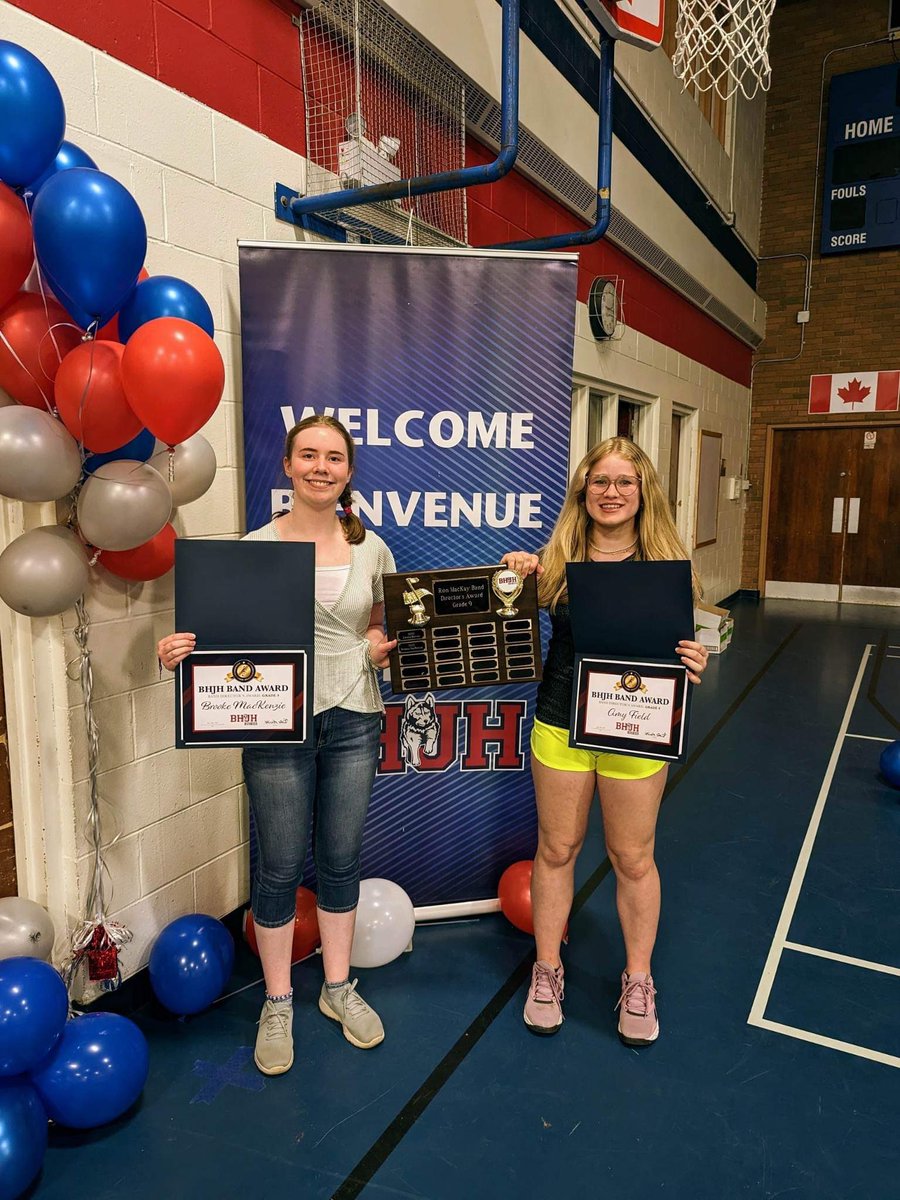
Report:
0,4,310,993
0,2,762,991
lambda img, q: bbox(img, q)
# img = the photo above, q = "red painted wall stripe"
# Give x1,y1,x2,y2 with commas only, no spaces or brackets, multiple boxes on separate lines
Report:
10,0,752,385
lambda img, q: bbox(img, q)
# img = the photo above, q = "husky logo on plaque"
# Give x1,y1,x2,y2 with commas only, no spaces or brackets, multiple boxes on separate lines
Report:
491,568,524,617
616,670,647,694
402,577,433,626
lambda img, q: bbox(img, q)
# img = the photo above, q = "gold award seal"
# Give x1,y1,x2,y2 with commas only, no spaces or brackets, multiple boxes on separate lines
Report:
491,567,524,618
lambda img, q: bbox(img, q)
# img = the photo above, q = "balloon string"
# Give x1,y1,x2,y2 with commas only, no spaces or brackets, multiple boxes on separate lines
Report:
29,236,69,369
0,326,54,413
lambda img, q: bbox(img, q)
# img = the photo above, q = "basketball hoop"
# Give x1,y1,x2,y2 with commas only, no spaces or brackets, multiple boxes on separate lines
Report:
673,0,777,101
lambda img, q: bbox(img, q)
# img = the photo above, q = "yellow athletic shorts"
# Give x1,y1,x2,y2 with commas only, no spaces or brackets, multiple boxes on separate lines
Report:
531,719,666,781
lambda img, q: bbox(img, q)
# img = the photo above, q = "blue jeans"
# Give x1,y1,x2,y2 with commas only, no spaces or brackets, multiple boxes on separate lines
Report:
242,708,383,926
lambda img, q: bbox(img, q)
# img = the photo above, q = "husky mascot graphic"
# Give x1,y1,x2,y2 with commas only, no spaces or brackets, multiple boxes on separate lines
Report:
400,692,440,768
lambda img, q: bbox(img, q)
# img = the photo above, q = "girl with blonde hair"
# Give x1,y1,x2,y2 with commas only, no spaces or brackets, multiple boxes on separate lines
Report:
503,436,708,1046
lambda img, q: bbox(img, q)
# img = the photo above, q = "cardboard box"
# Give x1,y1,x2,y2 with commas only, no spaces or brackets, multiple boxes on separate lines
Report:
694,602,733,654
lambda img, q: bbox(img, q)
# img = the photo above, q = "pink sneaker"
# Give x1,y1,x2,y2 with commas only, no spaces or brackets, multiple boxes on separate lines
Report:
523,960,564,1035
616,971,659,1045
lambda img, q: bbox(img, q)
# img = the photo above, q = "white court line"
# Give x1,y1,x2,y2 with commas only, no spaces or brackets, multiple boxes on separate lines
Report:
753,1018,900,1070
784,940,900,978
845,733,893,743
747,644,873,1030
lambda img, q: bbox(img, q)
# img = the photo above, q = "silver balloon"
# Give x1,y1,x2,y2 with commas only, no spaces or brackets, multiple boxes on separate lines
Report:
0,896,55,961
349,878,416,969
149,434,217,507
77,459,172,551
0,525,90,617
0,405,82,502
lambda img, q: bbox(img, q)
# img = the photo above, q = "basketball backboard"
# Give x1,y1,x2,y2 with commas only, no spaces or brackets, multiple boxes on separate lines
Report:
582,0,666,51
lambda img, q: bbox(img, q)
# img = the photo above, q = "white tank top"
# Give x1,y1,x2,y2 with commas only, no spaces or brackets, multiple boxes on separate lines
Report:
315,564,351,606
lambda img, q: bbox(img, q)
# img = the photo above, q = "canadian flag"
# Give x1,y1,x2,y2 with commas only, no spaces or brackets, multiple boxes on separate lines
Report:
808,370,900,413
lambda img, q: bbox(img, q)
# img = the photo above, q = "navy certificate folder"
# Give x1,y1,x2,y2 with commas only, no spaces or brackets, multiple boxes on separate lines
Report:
565,560,694,658
174,539,315,648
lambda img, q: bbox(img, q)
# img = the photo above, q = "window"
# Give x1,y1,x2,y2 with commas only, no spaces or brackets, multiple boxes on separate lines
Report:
618,400,642,442
662,4,729,148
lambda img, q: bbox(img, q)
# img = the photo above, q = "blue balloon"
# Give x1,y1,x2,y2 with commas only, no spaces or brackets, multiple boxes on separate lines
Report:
149,915,234,1016
83,428,156,473
30,1012,148,1129
32,168,147,329
0,1077,47,1200
118,275,215,342
0,41,65,188
24,139,98,209
880,740,900,788
0,958,67,1077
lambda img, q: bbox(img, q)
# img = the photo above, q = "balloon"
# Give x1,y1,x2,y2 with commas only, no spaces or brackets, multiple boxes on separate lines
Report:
23,139,97,209
0,388,14,408
880,740,900,788
32,168,146,329
0,40,65,188
54,340,143,452
0,182,33,311
0,291,81,409
76,459,171,552
245,887,320,962
118,275,215,342
349,879,415,969
97,266,149,342
121,318,224,447
0,406,82,502
83,426,155,473
0,898,54,962
100,522,176,582
0,1077,47,1200
498,860,534,934
0,526,90,618
149,914,234,1015
149,434,217,507
30,1012,148,1129
0,958,67,1076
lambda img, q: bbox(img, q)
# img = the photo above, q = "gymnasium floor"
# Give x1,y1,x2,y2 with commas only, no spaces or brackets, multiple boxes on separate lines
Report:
32,597,900,1200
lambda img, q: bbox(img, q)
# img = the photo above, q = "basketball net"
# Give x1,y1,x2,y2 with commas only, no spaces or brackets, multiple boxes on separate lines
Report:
673,0,777,101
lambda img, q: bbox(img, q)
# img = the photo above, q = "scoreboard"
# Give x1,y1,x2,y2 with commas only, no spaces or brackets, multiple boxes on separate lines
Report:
821,64,900,255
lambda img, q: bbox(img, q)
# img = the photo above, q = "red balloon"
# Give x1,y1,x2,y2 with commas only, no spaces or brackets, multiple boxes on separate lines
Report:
0,183,34,311
99,522,176,581
245,887,320,961
0,292,81,409
498,859,535,934
97,267,149,342
121,316,224,446
54,340,143,452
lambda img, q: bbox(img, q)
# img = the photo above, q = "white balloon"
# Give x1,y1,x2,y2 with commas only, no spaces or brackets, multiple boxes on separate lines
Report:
149,434,217,507
0,405,82,502
0,896,55,961
350,878,415,969
76,459,172,551
0,525,90,617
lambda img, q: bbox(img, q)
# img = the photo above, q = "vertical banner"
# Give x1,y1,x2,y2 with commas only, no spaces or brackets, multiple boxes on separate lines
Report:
239,243,577,905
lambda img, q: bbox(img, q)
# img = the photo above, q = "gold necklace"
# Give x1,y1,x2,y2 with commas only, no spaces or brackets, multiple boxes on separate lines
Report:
589,539,636,556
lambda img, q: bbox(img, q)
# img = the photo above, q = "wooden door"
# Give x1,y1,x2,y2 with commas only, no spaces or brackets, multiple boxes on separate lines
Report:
765,424,900,600
842,425,900,589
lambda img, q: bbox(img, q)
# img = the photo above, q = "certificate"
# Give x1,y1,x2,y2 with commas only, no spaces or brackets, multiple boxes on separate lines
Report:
173,540,315,748
177,649,309,747
382,564,542,692
570,657,689,760
565,560,694,762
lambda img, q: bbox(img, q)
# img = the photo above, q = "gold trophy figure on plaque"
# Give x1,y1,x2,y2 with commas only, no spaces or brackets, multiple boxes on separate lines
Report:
491,568,524,618
402,577,433,626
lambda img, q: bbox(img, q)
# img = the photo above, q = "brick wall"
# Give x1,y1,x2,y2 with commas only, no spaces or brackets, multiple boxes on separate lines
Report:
743,0,900,587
